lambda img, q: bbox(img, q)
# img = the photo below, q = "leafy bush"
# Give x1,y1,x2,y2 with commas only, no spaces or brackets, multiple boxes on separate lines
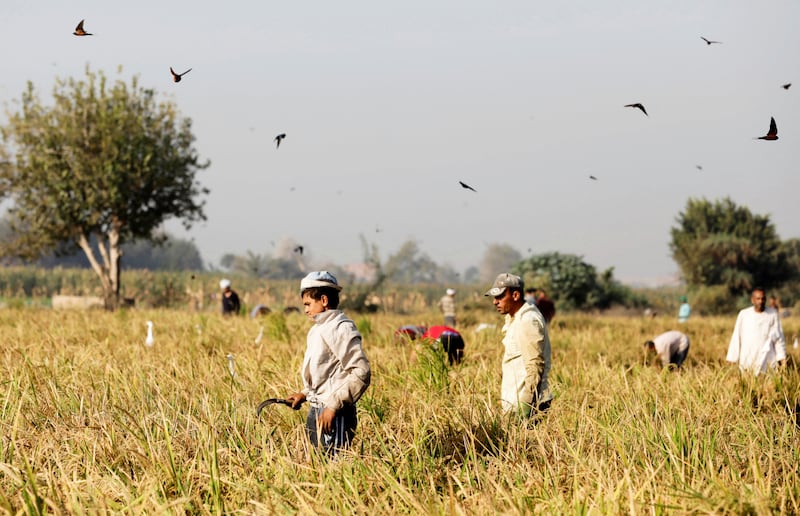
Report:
513,252,644,311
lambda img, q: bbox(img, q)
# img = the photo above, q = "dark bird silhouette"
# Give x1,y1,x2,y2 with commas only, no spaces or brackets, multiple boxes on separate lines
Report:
756,117,779,141
696,165,703,171
624,103,648,116
294,245,304,255
782,83,791,90
275,133,286,148
700,36,721,45
459,181,477,192
170,67,192,83
589,175,598,181
73,19,92,36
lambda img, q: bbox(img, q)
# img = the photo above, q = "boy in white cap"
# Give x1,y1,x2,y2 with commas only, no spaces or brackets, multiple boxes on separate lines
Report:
285,271,371,455
219,278,240,316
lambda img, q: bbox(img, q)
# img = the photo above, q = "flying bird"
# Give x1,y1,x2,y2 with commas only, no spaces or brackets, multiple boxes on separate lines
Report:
459,181,477,192
782,83,791,90
695,165,703,171
275,133,286,148
170,67,192,83
700,36,721,45
294,245,304,255
145,321,154,347
73,19,92,36
756,117,779,141
624,103,648,116
589,175,598,181
226,353,236,380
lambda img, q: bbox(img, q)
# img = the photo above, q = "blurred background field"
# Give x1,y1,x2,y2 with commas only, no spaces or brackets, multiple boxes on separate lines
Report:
1,305,798,514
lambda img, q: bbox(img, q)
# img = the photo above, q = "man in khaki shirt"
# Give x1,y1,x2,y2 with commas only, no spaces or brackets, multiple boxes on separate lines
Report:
485,273,552,417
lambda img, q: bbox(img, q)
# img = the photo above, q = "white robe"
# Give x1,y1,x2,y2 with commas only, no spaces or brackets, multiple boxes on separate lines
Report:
726,307,785,375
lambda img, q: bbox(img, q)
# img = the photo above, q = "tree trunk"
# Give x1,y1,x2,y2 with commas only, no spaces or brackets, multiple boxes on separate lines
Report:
109,226,122,309
77,229,121,310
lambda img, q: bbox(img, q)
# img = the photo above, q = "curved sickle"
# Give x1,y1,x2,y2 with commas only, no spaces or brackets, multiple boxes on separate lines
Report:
256,398,293,417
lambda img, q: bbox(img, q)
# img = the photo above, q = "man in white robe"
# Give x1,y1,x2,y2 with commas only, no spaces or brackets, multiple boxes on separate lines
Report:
726,287,785,375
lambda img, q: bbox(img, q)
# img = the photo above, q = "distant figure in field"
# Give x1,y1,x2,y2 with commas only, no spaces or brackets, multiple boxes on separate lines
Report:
534,288,556,324
485,273,552,418
644,331,690,370
219,279,241,316
768,295,790,318
524,288,537,306
394,325,427,342
678,295,691,323
437,288,457,327
250,304,271,318
726,287,786,375
422,325,465,365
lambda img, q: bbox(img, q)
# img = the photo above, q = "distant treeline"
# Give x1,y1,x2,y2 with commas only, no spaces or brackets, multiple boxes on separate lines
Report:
0,265,686,317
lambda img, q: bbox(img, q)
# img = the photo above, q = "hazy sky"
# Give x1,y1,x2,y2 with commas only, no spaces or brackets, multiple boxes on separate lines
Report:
2,1,798,284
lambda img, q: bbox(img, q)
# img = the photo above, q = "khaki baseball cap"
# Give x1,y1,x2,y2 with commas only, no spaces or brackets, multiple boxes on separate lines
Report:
484,273,523,297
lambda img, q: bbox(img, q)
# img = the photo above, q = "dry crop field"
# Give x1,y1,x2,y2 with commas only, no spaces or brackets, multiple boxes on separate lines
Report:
1,307,799,514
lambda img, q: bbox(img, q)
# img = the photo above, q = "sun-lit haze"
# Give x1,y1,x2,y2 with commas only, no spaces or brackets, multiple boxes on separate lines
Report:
2,1,798,285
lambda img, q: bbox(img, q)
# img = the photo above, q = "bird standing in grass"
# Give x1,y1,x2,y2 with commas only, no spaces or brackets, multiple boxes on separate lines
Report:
145,321,154,347
255,326,264,346
226,353,236,380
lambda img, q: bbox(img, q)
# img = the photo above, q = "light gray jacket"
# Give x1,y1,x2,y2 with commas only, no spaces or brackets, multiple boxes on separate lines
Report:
301,310,371,410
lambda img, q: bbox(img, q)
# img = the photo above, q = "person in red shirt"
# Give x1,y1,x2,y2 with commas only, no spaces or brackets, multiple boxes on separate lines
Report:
534,288,555,324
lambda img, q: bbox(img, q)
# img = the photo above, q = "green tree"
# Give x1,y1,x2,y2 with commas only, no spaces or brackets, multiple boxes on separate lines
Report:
0,68,209,307
513,252,639,310
670,198,795,296
513,252,598,310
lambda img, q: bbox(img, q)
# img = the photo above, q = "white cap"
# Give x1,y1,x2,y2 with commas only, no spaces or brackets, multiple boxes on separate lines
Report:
446,288,456,296
219,278,231,289
300,271,342,292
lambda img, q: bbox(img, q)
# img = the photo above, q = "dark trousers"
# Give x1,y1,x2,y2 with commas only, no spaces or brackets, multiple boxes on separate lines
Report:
306,404,357,455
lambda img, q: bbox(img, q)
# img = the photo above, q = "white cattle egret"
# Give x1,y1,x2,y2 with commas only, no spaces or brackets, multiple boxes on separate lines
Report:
145,321,154,347
254,326,264,346
794,335,798,349
226,353,236,379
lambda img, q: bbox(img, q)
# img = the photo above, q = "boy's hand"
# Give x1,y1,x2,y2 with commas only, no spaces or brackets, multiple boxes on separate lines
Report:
318,407,336,434
286,392,306,410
